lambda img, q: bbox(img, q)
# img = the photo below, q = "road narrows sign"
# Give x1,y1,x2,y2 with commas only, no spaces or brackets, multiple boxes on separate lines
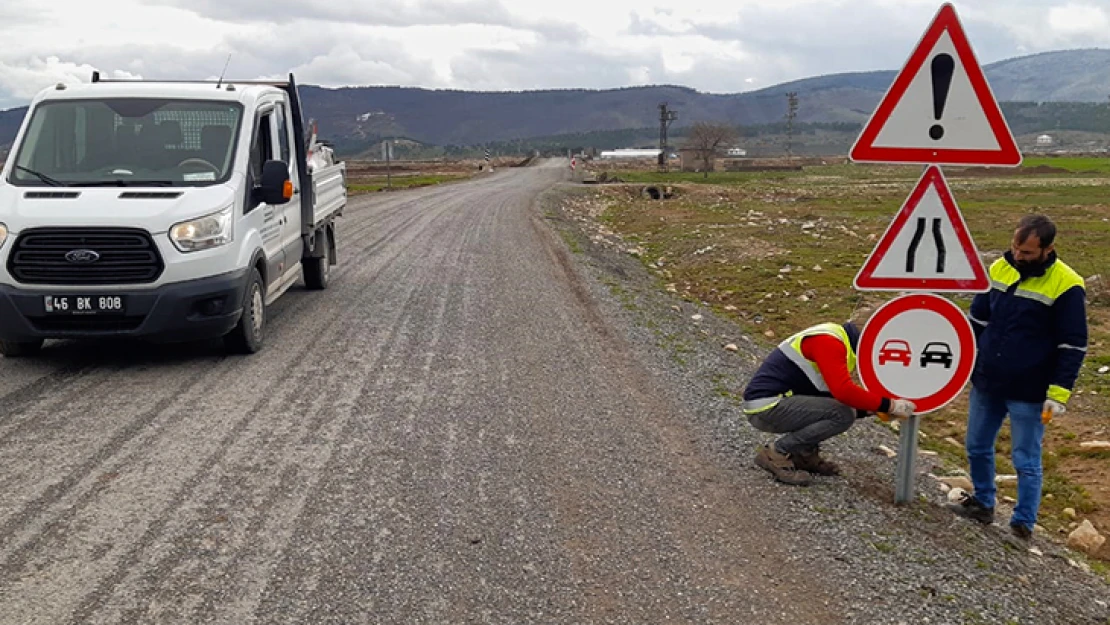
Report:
849,2,1021,166
858,293,976,414
854,165,989,292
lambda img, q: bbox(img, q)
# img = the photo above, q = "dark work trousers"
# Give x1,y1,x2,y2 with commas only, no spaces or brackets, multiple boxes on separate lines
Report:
747,395,856,456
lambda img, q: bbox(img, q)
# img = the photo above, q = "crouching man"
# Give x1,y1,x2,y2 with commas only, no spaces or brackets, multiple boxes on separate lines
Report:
741,319,915,485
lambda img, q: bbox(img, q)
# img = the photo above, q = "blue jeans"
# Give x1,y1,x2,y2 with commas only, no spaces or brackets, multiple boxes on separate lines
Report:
965,386,1045,529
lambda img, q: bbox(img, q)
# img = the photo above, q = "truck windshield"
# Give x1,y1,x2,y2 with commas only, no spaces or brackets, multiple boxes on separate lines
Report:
8,98,243,187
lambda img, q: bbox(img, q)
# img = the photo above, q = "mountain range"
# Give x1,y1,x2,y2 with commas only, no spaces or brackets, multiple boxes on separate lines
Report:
2,48,1109,155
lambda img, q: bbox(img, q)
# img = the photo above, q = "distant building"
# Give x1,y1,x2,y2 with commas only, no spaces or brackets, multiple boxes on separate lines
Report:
679,147,717,172
1036,134,1054,146
726,147,747,156
598,148,663,159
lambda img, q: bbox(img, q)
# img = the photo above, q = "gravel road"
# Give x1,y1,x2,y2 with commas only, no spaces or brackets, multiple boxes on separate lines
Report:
0,159,1106,624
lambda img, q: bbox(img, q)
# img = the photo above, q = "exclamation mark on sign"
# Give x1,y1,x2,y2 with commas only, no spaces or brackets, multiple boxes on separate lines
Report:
929,53,955,141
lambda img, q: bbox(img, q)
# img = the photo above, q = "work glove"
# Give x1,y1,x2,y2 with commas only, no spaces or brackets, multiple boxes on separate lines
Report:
1042,399,1066,424
878,398,916,421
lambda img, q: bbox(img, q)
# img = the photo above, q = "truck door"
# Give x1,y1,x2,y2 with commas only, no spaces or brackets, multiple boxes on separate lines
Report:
273,101,304,272
247,105,284,292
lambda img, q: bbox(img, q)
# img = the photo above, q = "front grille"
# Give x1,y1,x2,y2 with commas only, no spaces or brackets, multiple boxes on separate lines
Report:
8,228,164,285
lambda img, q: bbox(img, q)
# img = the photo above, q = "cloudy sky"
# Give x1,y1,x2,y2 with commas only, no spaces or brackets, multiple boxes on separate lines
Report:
1,0,1109,110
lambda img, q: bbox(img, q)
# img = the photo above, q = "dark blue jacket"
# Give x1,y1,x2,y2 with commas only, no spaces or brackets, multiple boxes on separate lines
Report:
969,251,1087,403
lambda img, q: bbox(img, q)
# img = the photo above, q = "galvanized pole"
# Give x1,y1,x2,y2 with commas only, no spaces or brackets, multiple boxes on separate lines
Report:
385,140,392,189
894,415,919,504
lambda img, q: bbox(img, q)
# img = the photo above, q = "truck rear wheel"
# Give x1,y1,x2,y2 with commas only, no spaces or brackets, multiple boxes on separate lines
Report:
0,339,44,358
224,268,265,354
302,229,331,290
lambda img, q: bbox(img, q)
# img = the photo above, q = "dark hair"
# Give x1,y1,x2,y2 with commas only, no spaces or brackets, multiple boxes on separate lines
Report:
1015,214,1056,248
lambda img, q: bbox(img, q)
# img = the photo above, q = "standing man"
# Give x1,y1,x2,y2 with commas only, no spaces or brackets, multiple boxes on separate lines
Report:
742,318,916,486
947,214,1087,542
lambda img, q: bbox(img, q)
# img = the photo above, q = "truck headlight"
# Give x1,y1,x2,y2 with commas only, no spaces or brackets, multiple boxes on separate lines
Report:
0,223,7,248
169,206,232,252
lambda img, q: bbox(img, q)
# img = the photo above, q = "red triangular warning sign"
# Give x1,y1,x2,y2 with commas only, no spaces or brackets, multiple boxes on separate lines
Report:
854,165,989,292
850,3,1021,167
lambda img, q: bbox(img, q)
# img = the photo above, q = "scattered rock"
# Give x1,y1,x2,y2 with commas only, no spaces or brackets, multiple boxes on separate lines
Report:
671,305,682,313
724,343,739,352
947,487,969,502
779,266,792,274
724,305,737,311
666,283,677,293
1029,547,1043,556
691,314,703,321
944,437,962,447
876,445,897,458
938,482,951,494
1079,440,1110,451
938,476,974,491
995,474,1018,484
1098,365,1110,374
918,450,939,457
1063,508,1078,520
763,330,776,338
812,264,823,272
1002,496,1017,504
1066,520,1106,556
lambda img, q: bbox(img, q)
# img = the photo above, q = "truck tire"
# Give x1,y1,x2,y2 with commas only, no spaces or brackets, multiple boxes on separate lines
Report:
0,339,44,358
302,229,331,291
224,268,265,354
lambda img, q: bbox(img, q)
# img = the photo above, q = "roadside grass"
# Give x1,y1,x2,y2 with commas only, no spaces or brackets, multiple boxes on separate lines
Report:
587,161,1110,558
348,173,467,194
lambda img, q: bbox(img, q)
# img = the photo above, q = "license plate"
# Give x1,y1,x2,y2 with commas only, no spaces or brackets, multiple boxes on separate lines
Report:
43,294,126,315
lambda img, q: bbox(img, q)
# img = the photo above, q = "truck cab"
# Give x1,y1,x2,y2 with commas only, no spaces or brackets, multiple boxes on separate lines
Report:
0,73,345,356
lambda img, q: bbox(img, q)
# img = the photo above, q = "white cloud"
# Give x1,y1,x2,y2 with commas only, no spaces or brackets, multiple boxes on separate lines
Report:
1,0,1109,110
1048,3,1110,37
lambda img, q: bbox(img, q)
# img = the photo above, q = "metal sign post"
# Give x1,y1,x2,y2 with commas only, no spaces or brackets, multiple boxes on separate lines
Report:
895,415,920,503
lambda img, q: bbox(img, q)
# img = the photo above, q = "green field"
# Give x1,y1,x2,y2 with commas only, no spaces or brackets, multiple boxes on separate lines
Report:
348,174,467,194
1022,155,1110,173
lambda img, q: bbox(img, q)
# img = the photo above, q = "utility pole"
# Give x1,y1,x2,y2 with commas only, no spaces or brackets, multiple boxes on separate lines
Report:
383,139,393,189
658,102,678,172
785,92,799,158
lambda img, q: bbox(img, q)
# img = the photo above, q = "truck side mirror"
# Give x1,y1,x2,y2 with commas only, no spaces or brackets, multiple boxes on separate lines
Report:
255,160,292,205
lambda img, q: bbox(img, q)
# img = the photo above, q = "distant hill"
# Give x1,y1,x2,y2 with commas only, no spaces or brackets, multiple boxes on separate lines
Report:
2,48,1110,155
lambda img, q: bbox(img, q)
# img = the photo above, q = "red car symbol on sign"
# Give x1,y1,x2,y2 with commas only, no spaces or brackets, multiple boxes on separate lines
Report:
878,339,912,367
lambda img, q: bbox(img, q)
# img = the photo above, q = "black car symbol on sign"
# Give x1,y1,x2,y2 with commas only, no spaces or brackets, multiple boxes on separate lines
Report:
920,342,953,369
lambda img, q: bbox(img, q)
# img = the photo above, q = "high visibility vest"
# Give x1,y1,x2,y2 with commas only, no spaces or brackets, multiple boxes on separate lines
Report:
742,322,856,414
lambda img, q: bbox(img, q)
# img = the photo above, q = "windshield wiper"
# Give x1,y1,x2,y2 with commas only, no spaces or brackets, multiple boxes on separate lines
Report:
14,165,65,187
70,180,176,187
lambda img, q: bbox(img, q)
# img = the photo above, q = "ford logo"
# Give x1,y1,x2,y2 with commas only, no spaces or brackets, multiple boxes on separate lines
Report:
64,249,101,264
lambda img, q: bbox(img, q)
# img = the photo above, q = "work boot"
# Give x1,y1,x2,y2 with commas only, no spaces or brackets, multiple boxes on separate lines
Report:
1009,523,1033,542
793,447,841,476
754,445,812,486
945,491,995,525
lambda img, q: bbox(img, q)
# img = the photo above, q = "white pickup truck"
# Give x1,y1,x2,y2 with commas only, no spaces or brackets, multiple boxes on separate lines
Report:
0,73,345,356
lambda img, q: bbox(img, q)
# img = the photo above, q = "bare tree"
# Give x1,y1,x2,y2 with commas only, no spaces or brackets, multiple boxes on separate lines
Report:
684,122,739,178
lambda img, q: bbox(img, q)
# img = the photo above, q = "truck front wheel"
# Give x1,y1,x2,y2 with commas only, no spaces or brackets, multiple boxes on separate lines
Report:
224,268,265,354
0,339,44,358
